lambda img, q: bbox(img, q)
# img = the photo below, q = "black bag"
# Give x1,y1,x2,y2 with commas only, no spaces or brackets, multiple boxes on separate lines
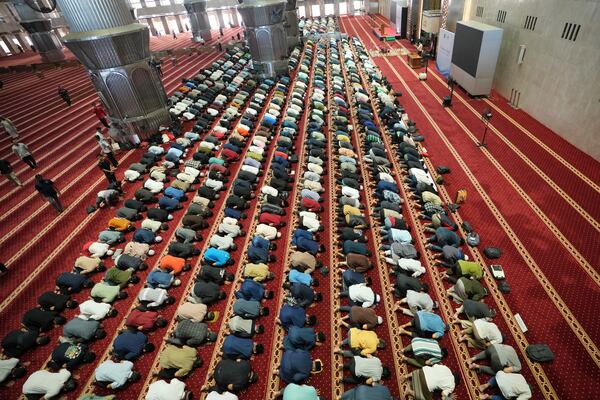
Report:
497,281,510,293
436,165,451,174
461,221,473,233
484,247,502,259
526,344,554,363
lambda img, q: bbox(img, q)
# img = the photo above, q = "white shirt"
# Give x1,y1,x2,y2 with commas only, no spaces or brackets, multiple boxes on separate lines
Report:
78,299,112,320
146,378,187,400
342,186,360,199
495,371,532,399
397,258,426,277
422,364,455,396
145,179,164,193
307,163,323,175
22,369,71,398
256,224,278,240
142,218,162,232
378,172,395,183
299,211,317,220
241,165,259,175
261,186,278,197
124,169,140,181
12,143,30,158
138,288,169,308
206,391,239,400
348,283,376,307
301,215,321,232
148,145,164,155
205,178,224,191
406,290,434,312
177,172,195,184
473,319,503,345
95,360,133,389
223,217,238,226
210,234,234,250
0,358,19,383
185,166,201,178
353,356,383,381
88,242,110,257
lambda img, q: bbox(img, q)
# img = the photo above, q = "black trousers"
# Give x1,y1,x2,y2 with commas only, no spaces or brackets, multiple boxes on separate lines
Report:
99,117,110,128
103,171,117,184
22,155,37,168
105,152,118,167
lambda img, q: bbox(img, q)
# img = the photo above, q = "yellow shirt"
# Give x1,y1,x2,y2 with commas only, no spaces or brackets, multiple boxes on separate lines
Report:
244,263,270,281
349,328,379,356
343,205,361,217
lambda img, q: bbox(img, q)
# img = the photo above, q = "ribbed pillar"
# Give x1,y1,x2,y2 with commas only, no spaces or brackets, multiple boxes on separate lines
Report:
230,8,240,27
56,0,170,140
184,0,212,42
10,0,65,63
238,0,288,78
284,0,299,48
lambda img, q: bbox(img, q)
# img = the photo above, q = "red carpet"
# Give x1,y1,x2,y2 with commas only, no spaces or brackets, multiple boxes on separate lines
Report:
340,14,600,400
0,28,242,399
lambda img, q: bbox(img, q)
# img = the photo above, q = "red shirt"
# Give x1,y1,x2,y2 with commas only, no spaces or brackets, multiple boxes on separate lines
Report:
93,106,107,119
210,164,227,174
126,309,159,330
223,148,238,161
259,212,281,225
301,197,321,211
274,151,288,159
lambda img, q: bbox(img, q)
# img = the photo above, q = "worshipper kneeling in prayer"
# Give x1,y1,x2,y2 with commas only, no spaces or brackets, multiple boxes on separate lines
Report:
157,344,201,379
94,359,140,389
335,328,386,357
21,307,66,332
146,378,193,400
167,319,217,347
398,310,447,340
62,317,107,343
274,349,323,384
207,358,258,394
340,384,394,400
468,343,522,376
22,368,77,399
2,328,50,358
111,328,155,361
478,371,532,400
0,357,27,385
400,337,448,368
48,341,96,371
393,290,437,316
219,335,264,360
126,307,168,332
338,305,383,330
399,364,459,400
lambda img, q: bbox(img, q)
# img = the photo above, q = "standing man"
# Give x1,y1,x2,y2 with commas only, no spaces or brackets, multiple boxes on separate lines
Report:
58,86,71,106
219,27,224,37
92,102,110,128
1,117,19,140
0,158,23,186
34,175,63,213
98,155,117,185
96,135,118,167
11,141,37,169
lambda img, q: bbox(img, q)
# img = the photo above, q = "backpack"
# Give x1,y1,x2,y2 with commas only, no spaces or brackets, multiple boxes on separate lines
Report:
455,189,467,204
467,232,480,247
526,344,554,363
461,221,473,233
436,165,451,174
435,176,445,185
484,247,502,259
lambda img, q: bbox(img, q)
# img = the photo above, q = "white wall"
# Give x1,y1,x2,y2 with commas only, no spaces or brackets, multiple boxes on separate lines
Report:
467,0,600,160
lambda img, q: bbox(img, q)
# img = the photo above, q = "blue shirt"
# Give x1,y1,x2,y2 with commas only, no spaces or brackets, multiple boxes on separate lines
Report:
279,350,312,384
279,304,306,331
235,279,264,302
301,189,320,201
251,235,270,249
289,283,315,308
376,181,398,193
113,331,147,361
146,270,173,288
342,384,393,400
342,269,365,287
222,335,253,359
416,311,446,338
293,229,313,241
204,248,230,266
289,269,312,286
244,157,261,168
164,187,185,200
133,228,155,244
159,195,179,211
224,207,243,219
343,240,368,255
248,245,269,264
283,326,316,351
295,237,319,255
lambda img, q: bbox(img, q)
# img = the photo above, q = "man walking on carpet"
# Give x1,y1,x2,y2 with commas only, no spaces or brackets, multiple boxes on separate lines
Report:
34,174,64,213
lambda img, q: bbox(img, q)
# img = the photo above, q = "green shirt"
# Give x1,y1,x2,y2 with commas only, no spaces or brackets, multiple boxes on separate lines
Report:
283,383,320,400
104,268,132,286
91,282,120,303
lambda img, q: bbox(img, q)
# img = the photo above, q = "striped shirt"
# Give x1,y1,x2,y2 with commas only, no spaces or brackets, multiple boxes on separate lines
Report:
411,337,443,364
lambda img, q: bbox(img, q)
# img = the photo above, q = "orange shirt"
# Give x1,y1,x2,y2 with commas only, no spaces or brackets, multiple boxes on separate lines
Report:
160,255,186,274
108,217,131,231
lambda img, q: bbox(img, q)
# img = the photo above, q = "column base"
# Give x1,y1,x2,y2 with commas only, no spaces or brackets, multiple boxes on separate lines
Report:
252,59,289,78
